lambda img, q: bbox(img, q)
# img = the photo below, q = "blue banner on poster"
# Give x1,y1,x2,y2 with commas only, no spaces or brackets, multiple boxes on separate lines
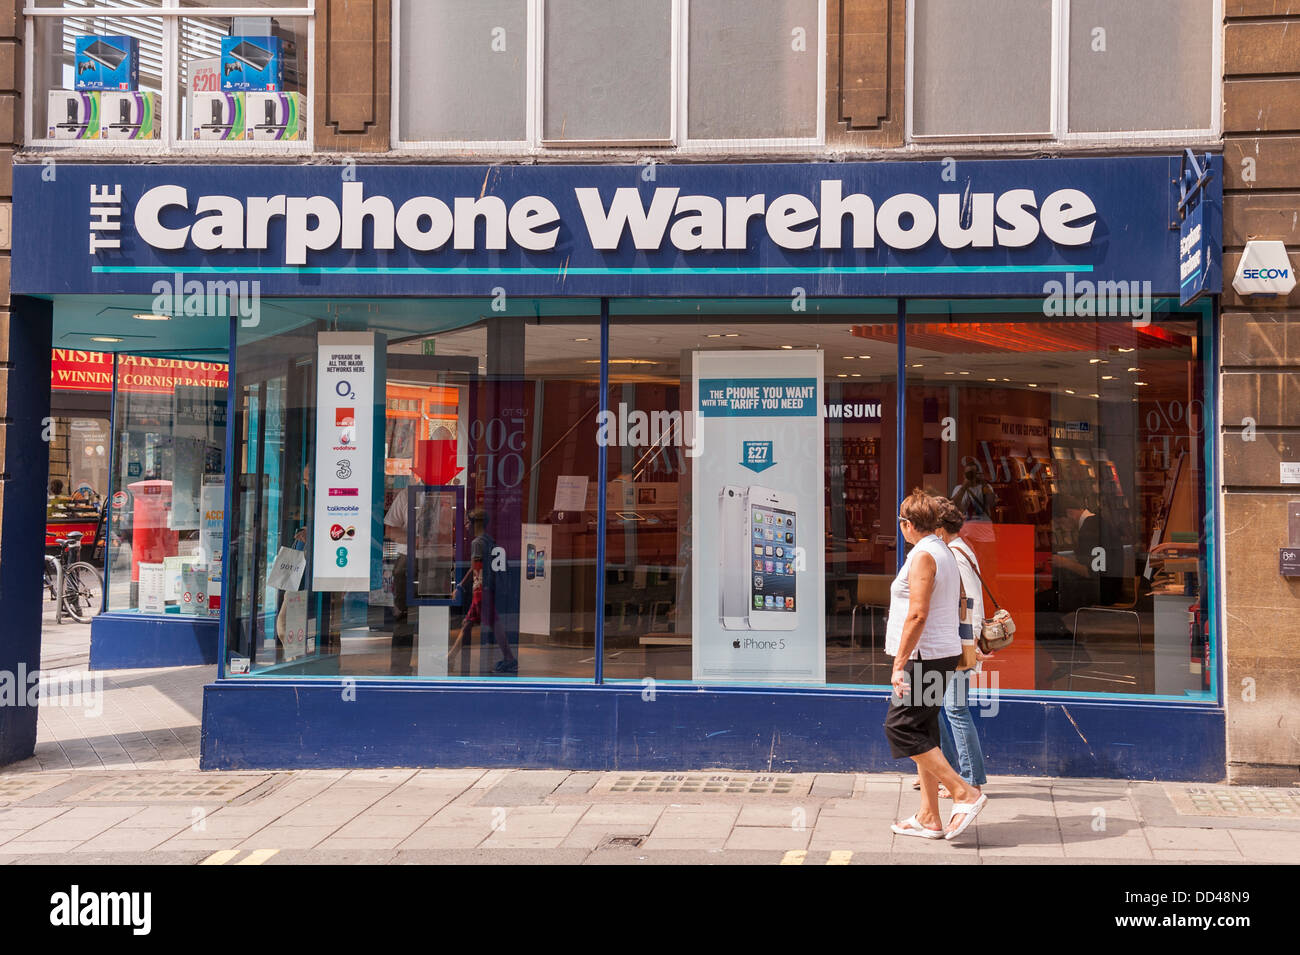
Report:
698,378,819,417
11,157,1217,299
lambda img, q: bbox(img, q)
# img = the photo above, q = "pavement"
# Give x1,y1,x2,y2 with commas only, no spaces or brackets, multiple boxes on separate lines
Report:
2,618,1297,865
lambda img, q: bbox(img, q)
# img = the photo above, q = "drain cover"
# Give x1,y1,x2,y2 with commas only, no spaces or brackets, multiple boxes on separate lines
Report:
605,773,803,796
71,775,269,803
597,835,646,849
1169,785,1300,818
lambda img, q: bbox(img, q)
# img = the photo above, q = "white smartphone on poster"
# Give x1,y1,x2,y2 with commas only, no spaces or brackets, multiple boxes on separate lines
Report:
746,485,799,632
718,484,750,629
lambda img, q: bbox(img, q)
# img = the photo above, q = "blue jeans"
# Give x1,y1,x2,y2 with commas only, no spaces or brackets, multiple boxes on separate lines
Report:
939,668,988,787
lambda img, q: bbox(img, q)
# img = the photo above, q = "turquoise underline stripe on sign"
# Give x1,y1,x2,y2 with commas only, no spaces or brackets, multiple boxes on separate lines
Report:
1180,268,1202,288
91,264,1097,276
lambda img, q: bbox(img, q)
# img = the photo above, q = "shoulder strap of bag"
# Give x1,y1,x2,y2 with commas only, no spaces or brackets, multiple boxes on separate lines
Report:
948,540,1004,612
941,540,969,622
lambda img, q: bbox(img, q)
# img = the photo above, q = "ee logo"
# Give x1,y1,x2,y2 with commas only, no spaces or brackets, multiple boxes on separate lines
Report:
335,546,348,567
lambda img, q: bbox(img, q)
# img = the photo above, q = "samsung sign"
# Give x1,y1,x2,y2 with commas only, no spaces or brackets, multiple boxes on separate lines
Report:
12,158,1217,298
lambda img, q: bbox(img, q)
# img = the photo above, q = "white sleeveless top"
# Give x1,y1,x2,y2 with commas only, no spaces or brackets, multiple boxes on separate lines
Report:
884,534,962,660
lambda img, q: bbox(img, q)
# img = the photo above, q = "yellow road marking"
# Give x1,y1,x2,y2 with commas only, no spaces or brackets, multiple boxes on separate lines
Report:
237,848,280,865
200,850,240,866
780,850,807,865
827,850,853,865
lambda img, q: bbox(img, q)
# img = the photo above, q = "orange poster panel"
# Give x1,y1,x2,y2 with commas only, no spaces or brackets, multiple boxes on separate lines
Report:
962,523,1036,690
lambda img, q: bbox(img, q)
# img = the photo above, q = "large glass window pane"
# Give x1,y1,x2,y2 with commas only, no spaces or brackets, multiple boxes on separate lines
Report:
1068,0,1213,133
179,13,310,142
34,12,165,142
911,0,1052,138
227,300,601,680
400,0,527,142
603,299,900,686
687,0,820,140
902,301,1213,700
104,355,229,616
543,0,672,143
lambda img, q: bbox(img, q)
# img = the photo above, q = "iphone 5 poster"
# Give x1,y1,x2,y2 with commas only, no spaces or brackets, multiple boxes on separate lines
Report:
691,349,826,683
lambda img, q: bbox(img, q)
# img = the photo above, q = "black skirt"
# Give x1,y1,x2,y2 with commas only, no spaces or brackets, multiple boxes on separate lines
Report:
884,655,962,759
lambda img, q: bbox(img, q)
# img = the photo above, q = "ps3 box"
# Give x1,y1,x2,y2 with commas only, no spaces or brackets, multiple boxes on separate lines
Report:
220,36,283,91
74,35,139,91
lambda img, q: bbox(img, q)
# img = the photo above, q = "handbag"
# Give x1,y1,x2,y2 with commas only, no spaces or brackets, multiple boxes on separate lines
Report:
950,541,1017,654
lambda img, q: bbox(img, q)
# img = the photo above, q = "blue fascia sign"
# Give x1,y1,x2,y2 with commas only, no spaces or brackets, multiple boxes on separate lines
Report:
1178,150,1222,307
12,156,1217,299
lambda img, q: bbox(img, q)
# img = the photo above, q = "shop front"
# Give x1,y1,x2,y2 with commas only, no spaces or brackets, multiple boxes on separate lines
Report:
11,155,1225,778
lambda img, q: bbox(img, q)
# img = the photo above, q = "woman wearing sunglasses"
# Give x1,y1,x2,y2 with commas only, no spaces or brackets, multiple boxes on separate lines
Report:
885,489,989,840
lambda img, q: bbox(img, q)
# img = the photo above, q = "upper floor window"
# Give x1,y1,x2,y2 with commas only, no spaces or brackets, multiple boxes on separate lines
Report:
28,0,314,149
395,0,825,149
908,0,1219,141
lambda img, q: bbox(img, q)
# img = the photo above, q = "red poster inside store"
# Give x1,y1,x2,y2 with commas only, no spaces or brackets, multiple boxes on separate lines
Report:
51,350,228,394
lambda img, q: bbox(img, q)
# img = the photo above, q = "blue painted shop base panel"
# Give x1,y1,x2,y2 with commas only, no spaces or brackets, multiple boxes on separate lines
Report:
200,681,1226,781
89,613,220,669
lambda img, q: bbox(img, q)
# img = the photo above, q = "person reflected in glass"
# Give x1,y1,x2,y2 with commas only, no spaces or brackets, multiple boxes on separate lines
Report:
885,490,988,840
1052,493,1123,612
950,465,997,524
446,509,517,674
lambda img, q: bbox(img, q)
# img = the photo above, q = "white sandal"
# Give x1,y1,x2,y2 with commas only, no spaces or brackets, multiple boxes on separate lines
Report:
891,814,945,839
944,793,988,841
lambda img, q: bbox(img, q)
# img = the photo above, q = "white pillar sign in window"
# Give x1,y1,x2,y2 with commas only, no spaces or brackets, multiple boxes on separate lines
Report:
691,350,826,683
313,332,378,592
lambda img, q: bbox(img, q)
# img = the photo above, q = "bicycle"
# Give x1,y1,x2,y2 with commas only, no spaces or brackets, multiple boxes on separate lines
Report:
43,531,102,624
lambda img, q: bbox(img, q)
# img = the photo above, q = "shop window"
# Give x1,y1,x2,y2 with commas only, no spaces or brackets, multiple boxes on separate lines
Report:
910,0,1053,139
1066,0,1215,135
103,354,229,618
686,0,821,142
909,0,1219,141
900,300,1214,701
395,0,827,149
398,0,528,143
542,0,672,144
225,299,601,680
602,298,901,687
28,1,313,148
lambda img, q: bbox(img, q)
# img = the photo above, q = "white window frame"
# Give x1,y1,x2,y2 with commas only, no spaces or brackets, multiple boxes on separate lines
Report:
24,1,315,154
393,0,826,154
905,0,1222,145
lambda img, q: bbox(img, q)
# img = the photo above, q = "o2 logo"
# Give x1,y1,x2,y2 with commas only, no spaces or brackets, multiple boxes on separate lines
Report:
335,546,348,568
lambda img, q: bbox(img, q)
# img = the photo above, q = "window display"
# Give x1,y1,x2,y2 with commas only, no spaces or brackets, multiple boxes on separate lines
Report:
226,300,602,680
29,3,312,145
103,355,228,617
221,295,1213,701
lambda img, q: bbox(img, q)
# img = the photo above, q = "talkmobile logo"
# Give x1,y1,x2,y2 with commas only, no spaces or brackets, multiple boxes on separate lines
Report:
50,885,151,935
123,181,1098,267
